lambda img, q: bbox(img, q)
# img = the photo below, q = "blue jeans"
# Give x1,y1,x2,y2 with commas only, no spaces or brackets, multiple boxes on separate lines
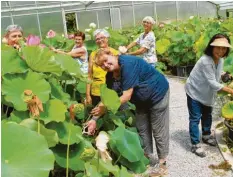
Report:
187,95,213,145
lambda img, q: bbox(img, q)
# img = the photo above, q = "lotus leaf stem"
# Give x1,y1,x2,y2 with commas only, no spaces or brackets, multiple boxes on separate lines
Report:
66,119,72,177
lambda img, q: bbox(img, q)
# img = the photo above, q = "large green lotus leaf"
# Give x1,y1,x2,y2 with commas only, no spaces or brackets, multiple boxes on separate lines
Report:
100,84,121,114
2,71,51,111
118,155,149,174
49,78,71,104
222,101,233,120
1,94,14,107
118,166,133,177
110,127,144,162
156,39,171,55
85,40,97,54
1,45,28,75
224,53,233,74
171,31,184,42
54,53,83,78
8,110,29,123
109,137,149,173
76,80,87,94
20,118,59,147
52,142,85,171
46,121,83,145
2,122,55,177
22,46,62,76
85,162,102,177
90,158,120,177
40,99,67,124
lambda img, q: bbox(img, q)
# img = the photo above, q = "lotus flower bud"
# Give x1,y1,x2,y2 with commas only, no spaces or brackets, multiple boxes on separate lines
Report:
26,35,41,46
46,30,56,38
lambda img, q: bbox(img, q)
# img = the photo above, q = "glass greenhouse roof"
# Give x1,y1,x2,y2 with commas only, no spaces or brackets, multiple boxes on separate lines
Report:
211,1,233,10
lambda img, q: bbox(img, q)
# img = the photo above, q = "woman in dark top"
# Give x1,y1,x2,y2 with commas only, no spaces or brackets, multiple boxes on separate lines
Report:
86,49,170,176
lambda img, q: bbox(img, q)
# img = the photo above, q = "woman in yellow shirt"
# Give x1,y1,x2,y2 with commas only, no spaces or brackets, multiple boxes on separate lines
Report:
86,29,118,106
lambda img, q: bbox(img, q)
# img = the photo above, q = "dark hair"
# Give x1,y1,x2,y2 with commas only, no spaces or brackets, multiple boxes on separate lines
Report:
74,31,85,40
204,33,231,57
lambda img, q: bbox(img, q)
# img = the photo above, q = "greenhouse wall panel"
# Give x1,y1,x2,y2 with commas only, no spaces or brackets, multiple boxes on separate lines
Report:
1,17,12,35
120,6,134,28
110,8,121,30
2,1,230,37
39,12,64,36
177,1,198,20
77,11,98,30
156,1,177,22
97,9,111,29
134,3,154,25
13,14,40,36
198,1,217,17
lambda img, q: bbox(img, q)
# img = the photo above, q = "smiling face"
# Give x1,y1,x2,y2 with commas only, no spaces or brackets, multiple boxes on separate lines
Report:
6,30,23,46
95,33,108,48
142,20,153,32
96,53,119,72
212,46,228,60
74,36,83,47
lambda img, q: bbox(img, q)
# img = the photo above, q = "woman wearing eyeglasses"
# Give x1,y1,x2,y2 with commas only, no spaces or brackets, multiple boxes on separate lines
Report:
86,29,119,106
119,16,157,67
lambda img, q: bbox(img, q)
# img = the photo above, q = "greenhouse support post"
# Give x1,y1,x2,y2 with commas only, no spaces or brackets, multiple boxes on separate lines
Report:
132,1,136,27
62,8,68,38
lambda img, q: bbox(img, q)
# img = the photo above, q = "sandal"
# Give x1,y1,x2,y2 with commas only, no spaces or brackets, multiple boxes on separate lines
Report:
202,135,216,146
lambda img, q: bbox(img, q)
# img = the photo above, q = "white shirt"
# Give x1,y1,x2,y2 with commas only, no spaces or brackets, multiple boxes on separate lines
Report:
72,45,88,74
135,31,157,64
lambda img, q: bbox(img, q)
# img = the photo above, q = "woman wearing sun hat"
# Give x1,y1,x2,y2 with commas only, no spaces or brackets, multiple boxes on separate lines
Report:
185,33,233,157
119,16,157,67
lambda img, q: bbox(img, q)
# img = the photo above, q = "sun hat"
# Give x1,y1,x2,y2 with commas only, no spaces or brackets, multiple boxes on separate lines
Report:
210,38,232,48
142,16,156,25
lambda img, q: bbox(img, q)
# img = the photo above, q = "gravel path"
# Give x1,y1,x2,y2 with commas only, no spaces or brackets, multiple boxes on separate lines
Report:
165,77,233,177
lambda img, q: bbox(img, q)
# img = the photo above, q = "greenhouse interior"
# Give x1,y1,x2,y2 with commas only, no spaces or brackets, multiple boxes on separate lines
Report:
1,1,233,177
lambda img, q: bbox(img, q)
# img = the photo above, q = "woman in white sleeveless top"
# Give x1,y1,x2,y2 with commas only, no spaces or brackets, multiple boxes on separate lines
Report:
52,31,88,74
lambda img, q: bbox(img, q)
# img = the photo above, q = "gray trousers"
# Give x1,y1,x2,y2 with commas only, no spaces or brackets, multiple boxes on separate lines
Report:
136,89,170,159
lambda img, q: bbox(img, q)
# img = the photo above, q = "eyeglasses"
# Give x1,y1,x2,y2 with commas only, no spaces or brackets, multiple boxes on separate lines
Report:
143,21,151,24
95,36,106,42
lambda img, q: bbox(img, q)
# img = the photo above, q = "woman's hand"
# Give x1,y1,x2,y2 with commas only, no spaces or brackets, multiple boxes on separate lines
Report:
86,120,97,135
85,95,92,105
91,105,106,117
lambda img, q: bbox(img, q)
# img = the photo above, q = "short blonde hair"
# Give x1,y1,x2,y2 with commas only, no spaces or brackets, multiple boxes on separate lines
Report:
95,48,112,65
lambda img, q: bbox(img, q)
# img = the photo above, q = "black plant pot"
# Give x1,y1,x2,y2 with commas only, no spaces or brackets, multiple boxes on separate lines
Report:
176,66,187,77
224,120,233,141
186,65,194,76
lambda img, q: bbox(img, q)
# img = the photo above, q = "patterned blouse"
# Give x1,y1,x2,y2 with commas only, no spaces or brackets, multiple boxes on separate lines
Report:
135,31,157,64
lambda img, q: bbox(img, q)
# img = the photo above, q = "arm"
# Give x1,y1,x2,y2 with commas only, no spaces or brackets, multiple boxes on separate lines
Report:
127,47,148,55
90,88,134,117
220,86,233,94
126,41,137,51
54,48,86,59
202,64,224,92
86,54,93,104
